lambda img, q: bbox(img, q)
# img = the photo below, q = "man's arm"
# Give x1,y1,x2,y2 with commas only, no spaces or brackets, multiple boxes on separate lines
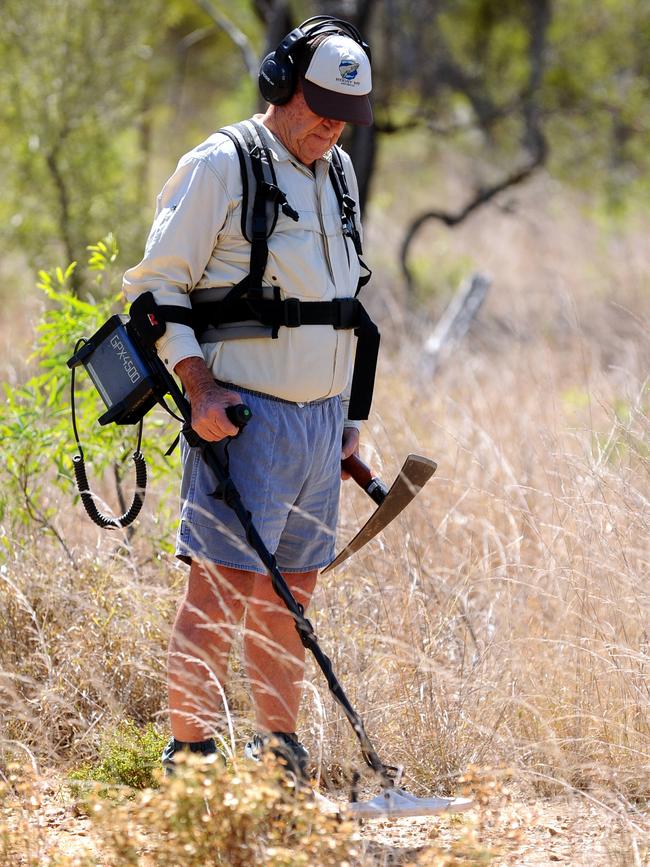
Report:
341,425,360,480
336,149,366,480
175,356,241,441
123,156,231,377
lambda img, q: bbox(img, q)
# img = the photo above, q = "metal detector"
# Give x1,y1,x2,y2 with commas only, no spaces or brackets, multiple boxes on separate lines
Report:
67,292,472,818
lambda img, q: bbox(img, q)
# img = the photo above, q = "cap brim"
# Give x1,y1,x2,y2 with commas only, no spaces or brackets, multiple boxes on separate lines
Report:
302,78,373,126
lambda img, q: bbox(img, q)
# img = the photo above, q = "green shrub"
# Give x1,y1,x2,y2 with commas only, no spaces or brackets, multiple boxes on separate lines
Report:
69,720,168,791
0,236,178,553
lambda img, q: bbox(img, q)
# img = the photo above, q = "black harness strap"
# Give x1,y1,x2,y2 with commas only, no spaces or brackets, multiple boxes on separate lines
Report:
161,296,379,420
237,123,272,292
329,146,372,293
189,297,361,330
348,304,380,421
219,122,294,301
157,305,195,329
157,124,379,420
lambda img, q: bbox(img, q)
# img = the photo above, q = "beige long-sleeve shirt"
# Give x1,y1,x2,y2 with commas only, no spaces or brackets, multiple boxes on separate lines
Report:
123,115,364,424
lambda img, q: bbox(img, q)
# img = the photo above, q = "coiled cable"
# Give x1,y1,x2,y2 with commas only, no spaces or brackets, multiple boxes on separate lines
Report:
70,338,147,529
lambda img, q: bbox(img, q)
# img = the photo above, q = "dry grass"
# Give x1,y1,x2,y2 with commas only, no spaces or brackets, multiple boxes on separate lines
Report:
1,170,649,862
324,339,649,803
0,758,364,866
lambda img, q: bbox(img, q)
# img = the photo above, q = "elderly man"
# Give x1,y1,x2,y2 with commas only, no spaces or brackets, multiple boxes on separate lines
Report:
123,16,377,778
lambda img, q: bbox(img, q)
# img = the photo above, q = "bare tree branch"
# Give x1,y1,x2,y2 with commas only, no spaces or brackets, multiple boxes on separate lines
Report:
113,462,135,544
178,26,217,52
12,462,76,565
45,131,81,296
252,0,292,56
399,152,544,293
400,0,551,295
193,0,259,78
375,95,528,136
522,0,551,158
434,58,499,132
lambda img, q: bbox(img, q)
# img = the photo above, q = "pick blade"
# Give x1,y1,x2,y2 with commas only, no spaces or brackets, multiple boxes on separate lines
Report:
323,454,437,574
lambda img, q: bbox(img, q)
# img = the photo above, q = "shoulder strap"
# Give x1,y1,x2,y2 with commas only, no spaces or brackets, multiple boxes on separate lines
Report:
219,120,280,244
219,121,275,294
329,146,372,292
219,121,299,300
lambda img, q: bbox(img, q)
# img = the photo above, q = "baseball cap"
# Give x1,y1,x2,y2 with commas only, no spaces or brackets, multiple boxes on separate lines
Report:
300,33,373,126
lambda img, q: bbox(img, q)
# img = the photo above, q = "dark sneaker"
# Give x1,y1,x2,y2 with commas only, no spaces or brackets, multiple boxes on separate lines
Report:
161,737,226,776
244,731,310,783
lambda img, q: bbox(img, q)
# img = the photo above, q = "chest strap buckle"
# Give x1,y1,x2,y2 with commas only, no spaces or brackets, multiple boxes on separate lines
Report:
283,297,302,328
333,298,359,330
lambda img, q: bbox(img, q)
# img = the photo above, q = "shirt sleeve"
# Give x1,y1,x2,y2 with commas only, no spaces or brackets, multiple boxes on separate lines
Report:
122,156,230,372
341,398,362,431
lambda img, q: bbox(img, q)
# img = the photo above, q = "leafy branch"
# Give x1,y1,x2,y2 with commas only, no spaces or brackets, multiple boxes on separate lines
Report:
0,236,177,558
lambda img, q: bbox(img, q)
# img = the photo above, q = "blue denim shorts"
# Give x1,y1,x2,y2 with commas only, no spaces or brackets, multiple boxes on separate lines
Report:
176,385,344,573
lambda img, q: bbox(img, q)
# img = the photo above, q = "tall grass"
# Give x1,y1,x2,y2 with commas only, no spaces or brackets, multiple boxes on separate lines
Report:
0,172,648,861
324,340,649,804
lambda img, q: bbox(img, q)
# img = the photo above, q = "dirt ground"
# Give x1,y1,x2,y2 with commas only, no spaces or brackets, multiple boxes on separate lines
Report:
26,775,649,866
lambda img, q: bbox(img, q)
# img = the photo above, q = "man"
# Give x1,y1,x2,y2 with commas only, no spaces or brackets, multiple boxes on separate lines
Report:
123,17,375,778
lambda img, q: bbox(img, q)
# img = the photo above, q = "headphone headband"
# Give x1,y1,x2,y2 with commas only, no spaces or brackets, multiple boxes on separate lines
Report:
275,16,369,62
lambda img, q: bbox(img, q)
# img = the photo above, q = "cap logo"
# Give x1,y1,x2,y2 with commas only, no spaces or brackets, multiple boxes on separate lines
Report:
338,56,359,83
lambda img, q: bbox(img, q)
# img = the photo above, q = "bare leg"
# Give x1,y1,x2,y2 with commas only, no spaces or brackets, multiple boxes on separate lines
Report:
244,570,318,733
168,560,253,742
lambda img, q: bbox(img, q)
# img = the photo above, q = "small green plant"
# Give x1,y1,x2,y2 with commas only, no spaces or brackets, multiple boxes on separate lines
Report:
69,720,168,792
0,236,177,555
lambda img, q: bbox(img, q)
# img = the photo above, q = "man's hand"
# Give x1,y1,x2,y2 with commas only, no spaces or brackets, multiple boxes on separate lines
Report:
174,356,242,441
341,426,360,480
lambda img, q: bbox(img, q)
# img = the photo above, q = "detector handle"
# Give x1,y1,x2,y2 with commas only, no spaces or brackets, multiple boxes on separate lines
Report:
226,404,252,429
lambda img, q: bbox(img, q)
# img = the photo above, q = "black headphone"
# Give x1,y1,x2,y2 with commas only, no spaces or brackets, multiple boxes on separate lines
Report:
258,15,371,106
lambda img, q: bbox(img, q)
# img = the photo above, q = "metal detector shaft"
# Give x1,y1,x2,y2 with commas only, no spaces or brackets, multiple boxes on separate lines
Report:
157,357,396,787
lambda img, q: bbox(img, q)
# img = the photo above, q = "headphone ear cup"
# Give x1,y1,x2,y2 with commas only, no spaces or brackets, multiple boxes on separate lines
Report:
258,52,297,105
